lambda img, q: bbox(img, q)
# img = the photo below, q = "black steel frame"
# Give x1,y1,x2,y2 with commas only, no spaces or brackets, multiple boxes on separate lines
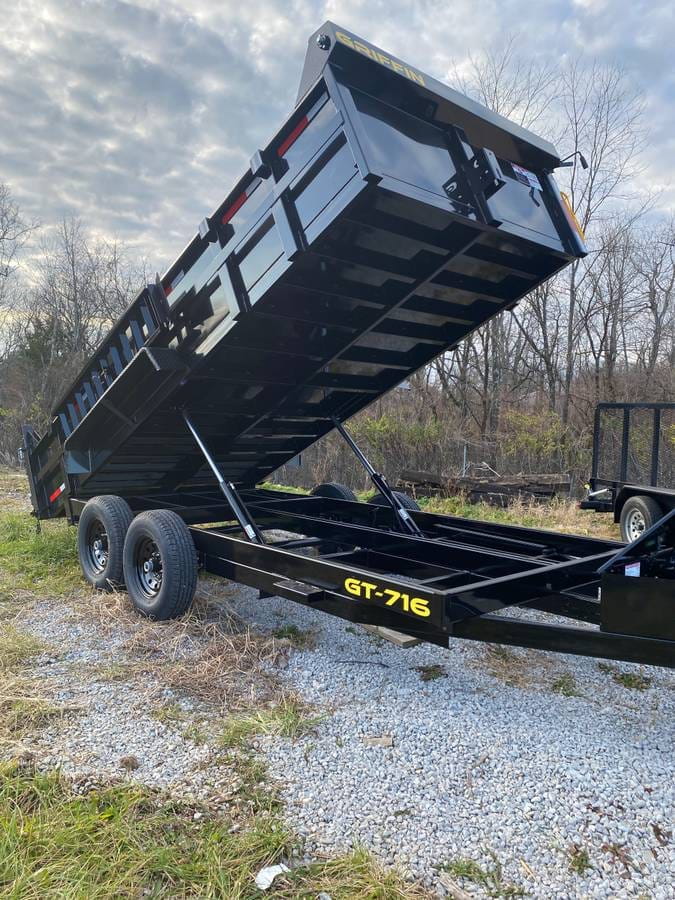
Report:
22,25,675,672
63,454,675,669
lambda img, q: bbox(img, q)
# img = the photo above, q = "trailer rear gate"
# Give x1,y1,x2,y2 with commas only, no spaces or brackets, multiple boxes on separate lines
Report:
22,23,674,669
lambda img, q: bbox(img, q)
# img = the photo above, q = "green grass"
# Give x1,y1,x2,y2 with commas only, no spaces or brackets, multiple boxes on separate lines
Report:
272,624,314,649
597,663,653,691
0,510,80,596
568,843,593,875
0,761,290,898
258,482,310,495
219,697,323,749
0,626,49,673
550,673,581,697
0,763,430,898
440,855,526,898
151,701,188,726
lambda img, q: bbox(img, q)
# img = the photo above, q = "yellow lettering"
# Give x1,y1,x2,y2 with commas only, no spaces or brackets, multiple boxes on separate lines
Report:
353,41,375,59
390,60,405,75
405,67,425,86
375,52,391,67
384,588,401,606
344,577,432,618
335,31,355,49
344,577,361,597
411,596,431,618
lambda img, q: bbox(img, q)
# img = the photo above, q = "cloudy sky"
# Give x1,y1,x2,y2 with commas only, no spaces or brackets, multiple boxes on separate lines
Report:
1,0,673,273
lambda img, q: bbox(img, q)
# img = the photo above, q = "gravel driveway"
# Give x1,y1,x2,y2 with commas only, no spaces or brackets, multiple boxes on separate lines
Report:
9,578,675,899
227,590,675,899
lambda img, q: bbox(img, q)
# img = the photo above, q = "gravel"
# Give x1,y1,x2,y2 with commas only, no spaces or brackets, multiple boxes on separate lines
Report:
225,590,675,898
12,598,242,805
9,584,675,898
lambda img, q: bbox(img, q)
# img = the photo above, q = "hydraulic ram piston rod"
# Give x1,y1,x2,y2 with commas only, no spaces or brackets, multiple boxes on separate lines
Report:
182,411,265,543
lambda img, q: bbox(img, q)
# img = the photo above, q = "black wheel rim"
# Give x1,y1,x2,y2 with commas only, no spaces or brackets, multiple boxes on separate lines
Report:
86,520,109,574
134,537,163,598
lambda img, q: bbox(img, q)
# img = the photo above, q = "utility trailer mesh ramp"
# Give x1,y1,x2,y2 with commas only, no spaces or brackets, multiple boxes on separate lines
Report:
22,23,674,669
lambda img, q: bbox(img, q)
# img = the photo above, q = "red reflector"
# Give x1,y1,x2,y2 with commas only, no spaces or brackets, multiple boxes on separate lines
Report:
49,483,65,503
277,115,309,157
164,283,172,296
221,191,248,225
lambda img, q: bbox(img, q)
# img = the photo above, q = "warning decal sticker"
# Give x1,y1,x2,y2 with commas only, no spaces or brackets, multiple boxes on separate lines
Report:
512,163,542,191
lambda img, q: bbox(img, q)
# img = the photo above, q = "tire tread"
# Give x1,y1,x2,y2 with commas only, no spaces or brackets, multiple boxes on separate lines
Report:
123,510,197,619
78,495,133,590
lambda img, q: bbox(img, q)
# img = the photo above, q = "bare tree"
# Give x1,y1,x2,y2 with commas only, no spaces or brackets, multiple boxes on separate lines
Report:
0,218,146,457
558,60,647,427
633,222,675,388
0,183,34,343
451,34,560,130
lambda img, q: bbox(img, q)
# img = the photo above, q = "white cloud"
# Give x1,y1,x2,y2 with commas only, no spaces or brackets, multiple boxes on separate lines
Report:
0,0,673,273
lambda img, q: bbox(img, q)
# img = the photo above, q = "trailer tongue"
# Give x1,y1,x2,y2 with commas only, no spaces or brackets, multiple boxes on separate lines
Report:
23,23,674,669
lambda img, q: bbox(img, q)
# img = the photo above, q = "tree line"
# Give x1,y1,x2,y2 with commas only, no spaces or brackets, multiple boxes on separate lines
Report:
1,43,673,491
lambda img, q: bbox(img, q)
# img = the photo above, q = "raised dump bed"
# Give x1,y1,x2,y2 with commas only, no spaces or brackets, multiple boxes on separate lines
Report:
25,22,585,517
22,23,673,670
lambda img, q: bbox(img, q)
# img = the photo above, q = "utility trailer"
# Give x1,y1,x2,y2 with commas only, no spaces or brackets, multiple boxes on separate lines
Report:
582,402,675,542
22,23,674,669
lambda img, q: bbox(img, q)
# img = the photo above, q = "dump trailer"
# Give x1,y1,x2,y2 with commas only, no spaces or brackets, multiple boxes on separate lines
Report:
22,23,674,669
582,402,675,542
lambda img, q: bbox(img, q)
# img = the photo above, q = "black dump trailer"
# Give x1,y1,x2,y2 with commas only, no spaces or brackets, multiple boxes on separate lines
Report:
582,402,675,542
22,23,674,669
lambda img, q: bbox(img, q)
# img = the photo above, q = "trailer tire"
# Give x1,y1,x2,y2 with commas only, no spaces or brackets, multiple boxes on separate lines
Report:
78,495,134,591
371,491,420,511
311,482,358,502
620,495,664,543
123,510,198,619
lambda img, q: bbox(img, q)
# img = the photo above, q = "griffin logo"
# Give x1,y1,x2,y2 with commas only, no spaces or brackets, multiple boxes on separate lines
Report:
335,31,425,87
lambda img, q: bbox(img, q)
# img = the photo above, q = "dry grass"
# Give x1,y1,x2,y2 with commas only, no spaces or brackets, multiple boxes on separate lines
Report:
50,581,293,714
479,645,539,688
277,847,433,898
219,695,323,749
0,467,30,513
0,677,70,744
0,759,432,899
0,623,74,746
115,599,287,710
421,494,620,541
0,625,49,673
